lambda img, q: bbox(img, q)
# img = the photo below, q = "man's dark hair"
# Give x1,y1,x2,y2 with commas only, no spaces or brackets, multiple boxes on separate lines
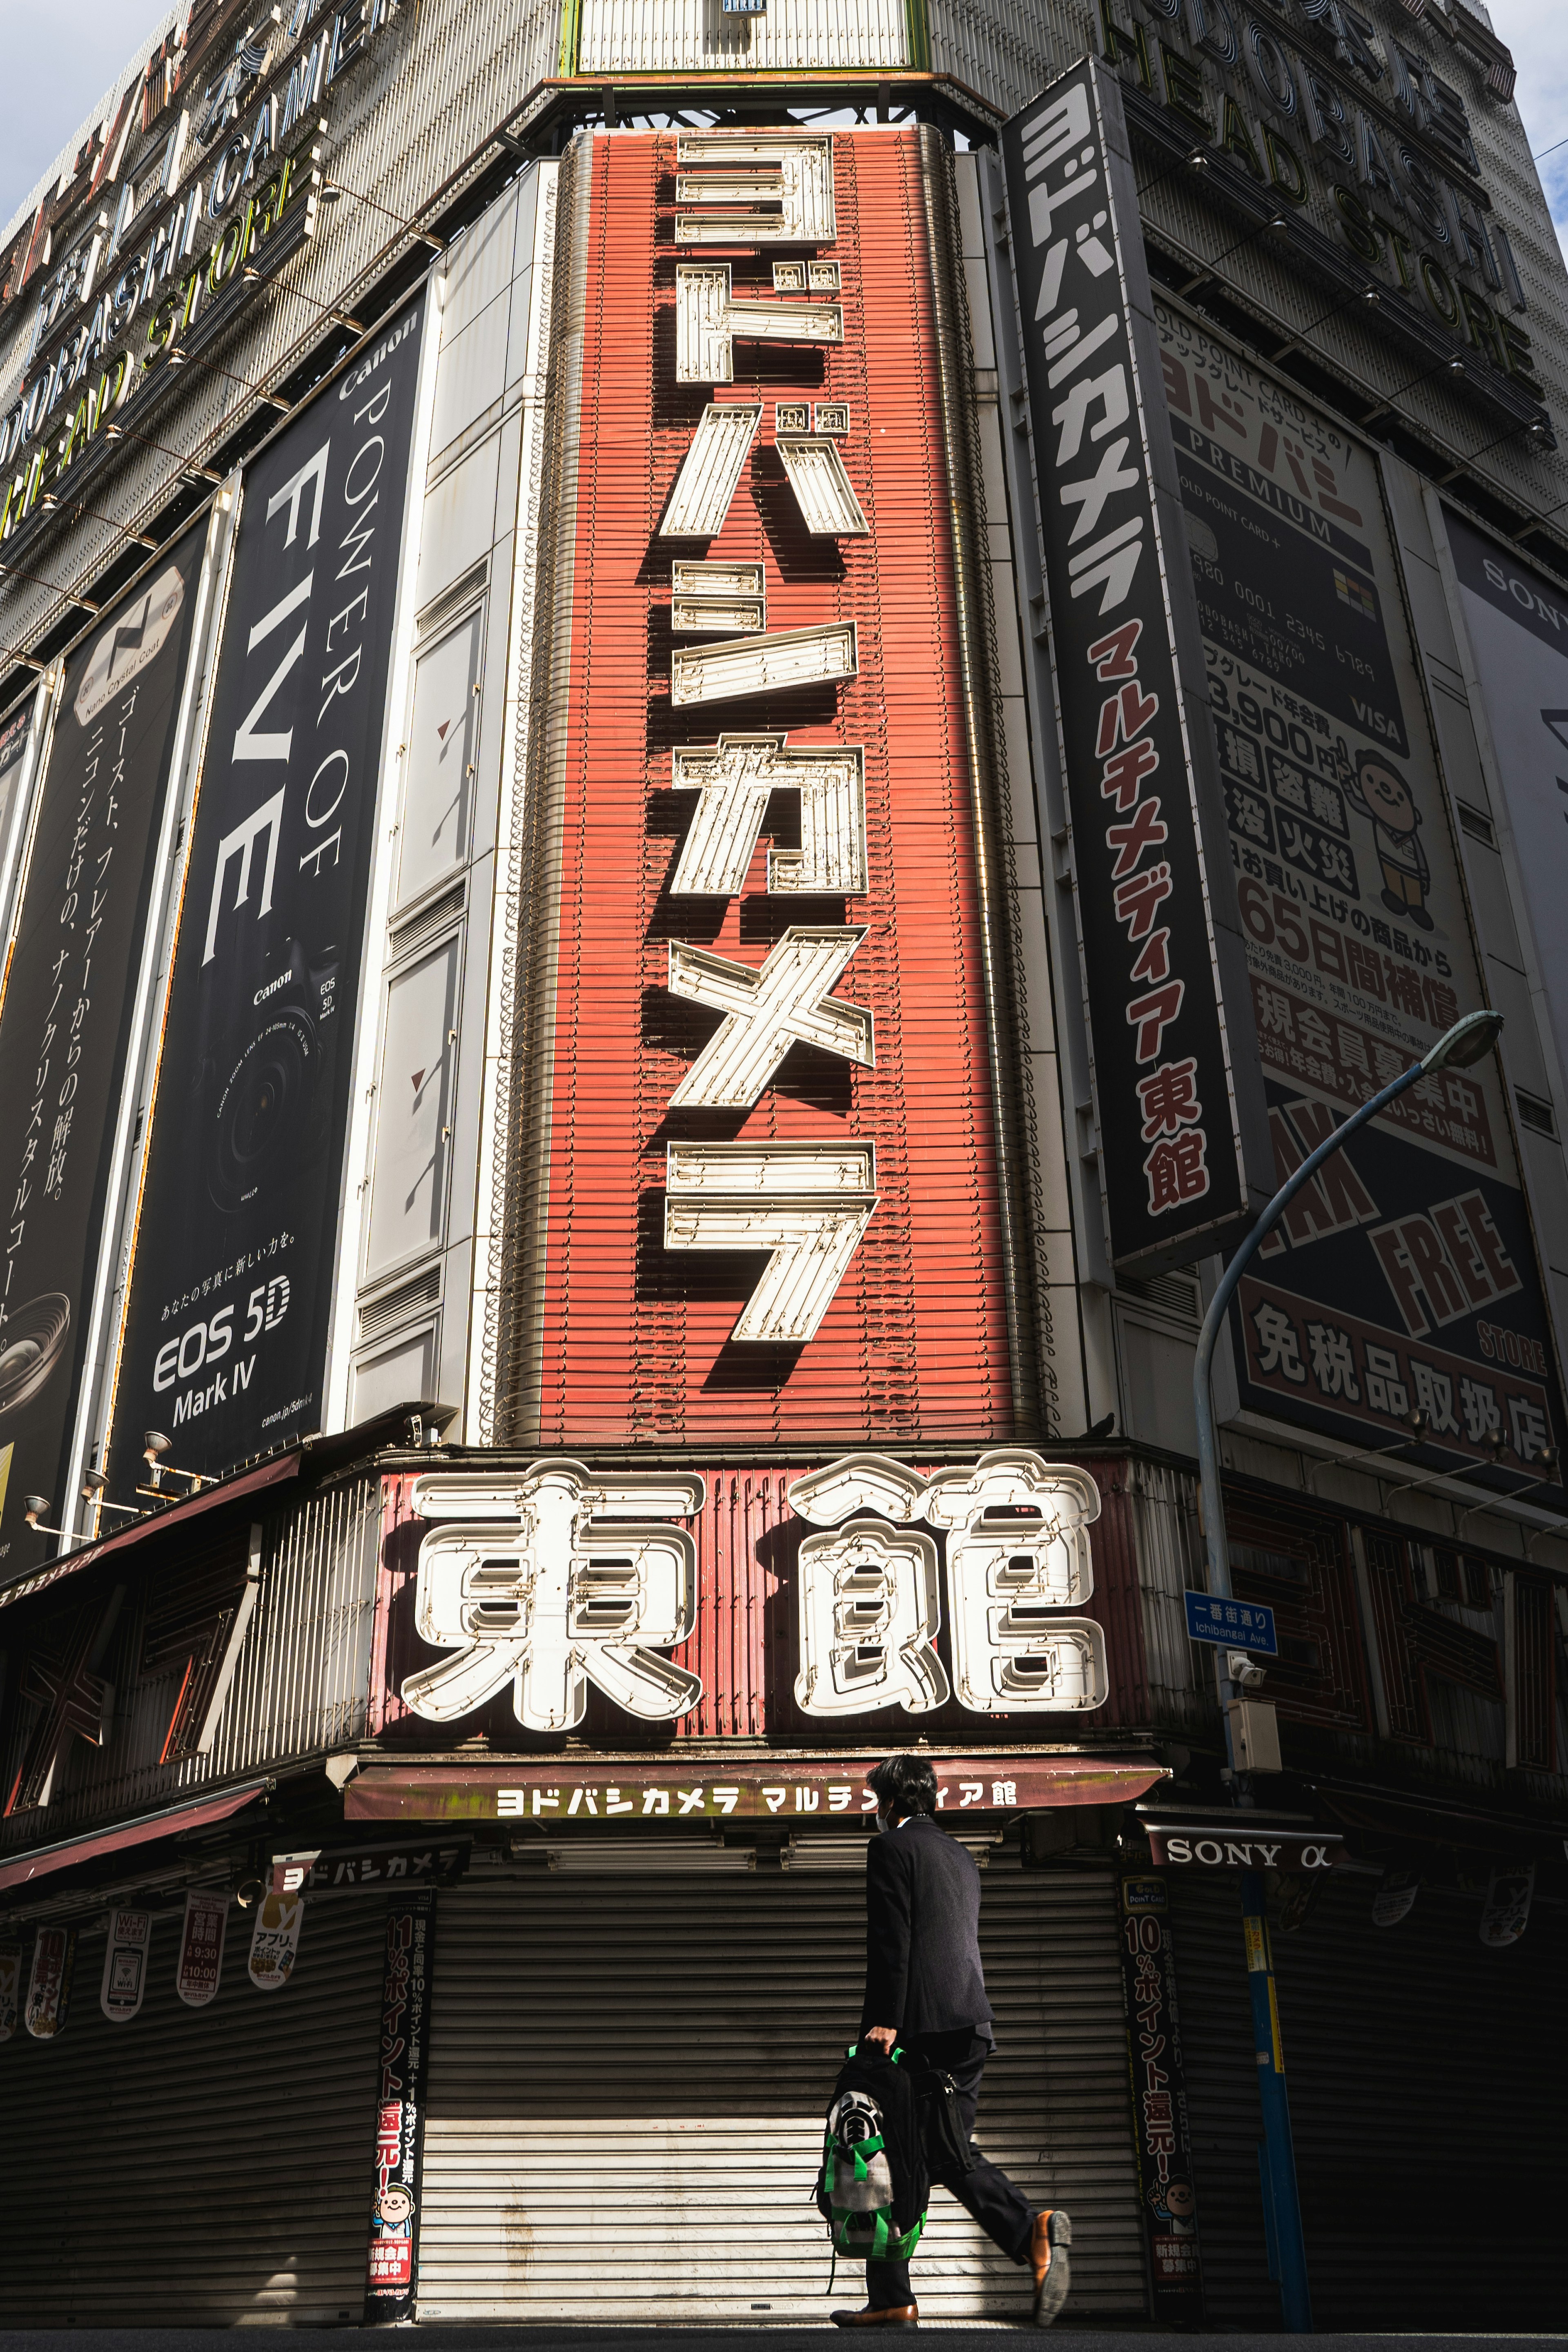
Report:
867,1754,939,1820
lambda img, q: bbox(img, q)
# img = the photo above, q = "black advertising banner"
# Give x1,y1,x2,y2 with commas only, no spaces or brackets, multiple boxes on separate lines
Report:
0,532,204,1568
364,1890,434,2321
1001,60,1270,1269
0,699,33,851
1157,305,1567,1496
109,304,422,1491
1117,1878,1203,2323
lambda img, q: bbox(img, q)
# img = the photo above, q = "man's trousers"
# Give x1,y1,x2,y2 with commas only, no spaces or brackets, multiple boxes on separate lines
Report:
864,2029,1035,2310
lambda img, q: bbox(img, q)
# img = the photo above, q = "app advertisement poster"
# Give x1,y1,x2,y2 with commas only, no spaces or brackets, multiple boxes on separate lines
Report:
108,303,422,1489
1157,307,1565,1491
1443,514,1568,1099
0,529,204,1566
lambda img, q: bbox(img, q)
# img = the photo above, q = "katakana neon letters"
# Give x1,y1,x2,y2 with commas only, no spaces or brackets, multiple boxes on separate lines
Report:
401,1465,706,1733
668,733,867,898
657,135,878,1343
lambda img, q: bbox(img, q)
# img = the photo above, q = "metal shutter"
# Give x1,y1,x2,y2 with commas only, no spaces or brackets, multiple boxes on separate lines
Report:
1273,1870,1562,2330
0,1897,384,2323
417,1861,1145,2322
1169,1869,1565,2331
1163,1874,1277,2329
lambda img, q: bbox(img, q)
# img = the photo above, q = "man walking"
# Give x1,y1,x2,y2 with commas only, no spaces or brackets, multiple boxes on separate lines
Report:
832,1754,1071,2330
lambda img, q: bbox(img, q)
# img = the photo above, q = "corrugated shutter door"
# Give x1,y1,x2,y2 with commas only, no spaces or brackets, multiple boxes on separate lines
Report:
418,1864,1145,2321
0,1898,383,2323
1168,1869,1565,2330
1274,1871,1562,2329
1164,1875,1276,2329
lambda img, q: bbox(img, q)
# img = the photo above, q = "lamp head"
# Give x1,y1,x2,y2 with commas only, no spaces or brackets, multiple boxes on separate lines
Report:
1421,1008,1503,1074
22,1495,50,1528
81,1468,107,1497
143,1430,170,1463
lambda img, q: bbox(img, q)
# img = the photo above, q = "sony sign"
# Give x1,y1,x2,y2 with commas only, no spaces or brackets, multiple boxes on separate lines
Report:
1146,1824,1345,1868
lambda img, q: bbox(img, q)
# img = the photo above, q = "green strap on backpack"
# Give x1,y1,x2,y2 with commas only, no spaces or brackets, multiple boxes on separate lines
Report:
821,2047,926,2265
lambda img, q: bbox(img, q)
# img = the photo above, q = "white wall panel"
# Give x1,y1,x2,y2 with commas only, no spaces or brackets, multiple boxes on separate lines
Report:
579,0,909,75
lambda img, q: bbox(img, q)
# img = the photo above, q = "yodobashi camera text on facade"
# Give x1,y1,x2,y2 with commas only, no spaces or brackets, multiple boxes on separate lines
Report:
105,298,423,1488
1093,0,1545,415
0,0,401,550
1000,60,1273,1271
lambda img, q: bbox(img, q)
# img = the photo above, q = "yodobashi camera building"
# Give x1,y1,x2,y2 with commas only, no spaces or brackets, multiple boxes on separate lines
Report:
0,0,1567,2330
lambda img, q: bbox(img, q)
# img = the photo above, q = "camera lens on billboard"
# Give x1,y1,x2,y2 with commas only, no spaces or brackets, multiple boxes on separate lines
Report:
207,937,337,1214
0,1292,71,1420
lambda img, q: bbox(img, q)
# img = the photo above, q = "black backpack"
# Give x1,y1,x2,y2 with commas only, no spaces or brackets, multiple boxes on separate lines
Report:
816,2043,929,2264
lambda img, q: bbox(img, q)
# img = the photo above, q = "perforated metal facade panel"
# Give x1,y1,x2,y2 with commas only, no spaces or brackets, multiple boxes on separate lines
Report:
417,1862,1145,2321
577,0,911,74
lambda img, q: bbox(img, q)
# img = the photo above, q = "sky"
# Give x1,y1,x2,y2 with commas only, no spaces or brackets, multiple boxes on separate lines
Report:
0,0,167,236
0,0,1562,250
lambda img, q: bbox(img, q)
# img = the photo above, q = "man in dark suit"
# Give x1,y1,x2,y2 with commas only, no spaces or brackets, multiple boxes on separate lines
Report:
831,1753,1071,2330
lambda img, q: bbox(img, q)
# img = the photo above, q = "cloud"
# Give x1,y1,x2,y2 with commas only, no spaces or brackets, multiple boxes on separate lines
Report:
1491,0,1568,266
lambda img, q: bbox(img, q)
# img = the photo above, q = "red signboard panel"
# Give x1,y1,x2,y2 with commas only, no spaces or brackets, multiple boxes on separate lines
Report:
527,129,1012,1447
368,1456,1151,1747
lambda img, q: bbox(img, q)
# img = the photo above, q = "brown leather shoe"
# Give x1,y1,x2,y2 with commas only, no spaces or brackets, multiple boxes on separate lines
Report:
830,2304,918,2328
1030,2209,1072,2326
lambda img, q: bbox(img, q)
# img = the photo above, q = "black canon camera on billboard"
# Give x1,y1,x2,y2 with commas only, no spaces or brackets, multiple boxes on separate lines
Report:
195,934,339,1216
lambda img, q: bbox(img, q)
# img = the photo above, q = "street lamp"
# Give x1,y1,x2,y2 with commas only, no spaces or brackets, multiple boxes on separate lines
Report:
1187,1004,1502,2334
1193,1006,1504,1697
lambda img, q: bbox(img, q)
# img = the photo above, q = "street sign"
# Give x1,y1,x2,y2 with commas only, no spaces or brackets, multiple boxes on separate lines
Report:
1184,1590,1278,1656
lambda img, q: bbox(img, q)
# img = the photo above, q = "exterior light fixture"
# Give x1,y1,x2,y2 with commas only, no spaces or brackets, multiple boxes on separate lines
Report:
1420,1005,1503,1071
82,1467,140,1519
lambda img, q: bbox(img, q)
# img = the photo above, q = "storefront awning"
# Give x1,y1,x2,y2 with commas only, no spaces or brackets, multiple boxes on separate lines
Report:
0,1780,270,1893
345,1753,1169,1824
0,1453,302,1615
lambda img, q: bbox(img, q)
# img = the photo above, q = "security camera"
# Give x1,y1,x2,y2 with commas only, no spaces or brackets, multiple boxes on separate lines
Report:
1228,1651,1267,1691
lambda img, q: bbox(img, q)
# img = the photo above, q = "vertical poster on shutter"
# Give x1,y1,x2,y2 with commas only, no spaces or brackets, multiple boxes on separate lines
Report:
1117,1877,1203,2323
0,530,205,1566
1156,305,1567,1495
999,61,1271,1271
0,1944,20,2038
364,1890,434,2322
247,1886,305,1988
175,1886,229,2006
107,303,422,1492
24,1922,75,2037
510,128,1017,1447
1441,516,1568,1093
99,1907,152,2022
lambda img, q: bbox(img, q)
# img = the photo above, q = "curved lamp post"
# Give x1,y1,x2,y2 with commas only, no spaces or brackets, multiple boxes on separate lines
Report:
1193,1005,1505,1702
1188,1004,1503,2333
